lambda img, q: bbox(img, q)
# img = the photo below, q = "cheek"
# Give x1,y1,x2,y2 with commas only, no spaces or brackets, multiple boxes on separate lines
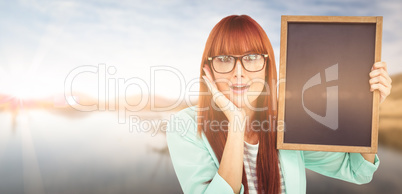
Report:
215,79,231,95
213,73,231,92
216,82,228,92
249,72,266,93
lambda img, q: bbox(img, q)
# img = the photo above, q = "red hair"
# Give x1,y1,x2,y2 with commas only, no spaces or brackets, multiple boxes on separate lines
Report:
197,15,280,194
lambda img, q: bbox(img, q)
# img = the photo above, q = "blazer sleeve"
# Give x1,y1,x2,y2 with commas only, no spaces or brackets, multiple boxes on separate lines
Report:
302,151,380,185
166,110,245,194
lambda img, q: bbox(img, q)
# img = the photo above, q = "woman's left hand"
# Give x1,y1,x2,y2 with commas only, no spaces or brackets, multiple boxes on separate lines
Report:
362,62,392,164
369,61,392,104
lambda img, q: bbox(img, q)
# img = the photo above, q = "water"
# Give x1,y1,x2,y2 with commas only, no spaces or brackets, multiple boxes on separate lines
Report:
0,110,181,194
0,109,401,194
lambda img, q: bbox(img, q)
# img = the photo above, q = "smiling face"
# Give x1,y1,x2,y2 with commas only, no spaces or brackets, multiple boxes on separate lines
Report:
201,15,276,112
211,54,267,109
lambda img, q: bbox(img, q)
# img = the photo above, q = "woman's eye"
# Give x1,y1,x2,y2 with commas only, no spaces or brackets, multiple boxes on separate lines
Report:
217,56,231,62
245,54,258,61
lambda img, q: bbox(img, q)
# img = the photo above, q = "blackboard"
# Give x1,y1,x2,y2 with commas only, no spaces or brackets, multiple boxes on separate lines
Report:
277,16,382,153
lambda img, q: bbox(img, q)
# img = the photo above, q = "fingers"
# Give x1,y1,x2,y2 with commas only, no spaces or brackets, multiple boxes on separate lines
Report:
372,61,387,71
202,75,232,111
202,75,215,94
201,65,242,115
369,76,391,90
369,61,392,104
370,83,390,96
370,83,390,103
202,75,222,99
370,62,392,83
203,65,215,85
369,68,392,84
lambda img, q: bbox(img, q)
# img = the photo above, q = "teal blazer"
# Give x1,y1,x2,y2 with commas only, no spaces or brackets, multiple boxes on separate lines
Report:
166,106,380,194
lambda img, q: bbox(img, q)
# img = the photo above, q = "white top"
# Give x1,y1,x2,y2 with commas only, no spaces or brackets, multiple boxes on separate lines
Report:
243,141,286,194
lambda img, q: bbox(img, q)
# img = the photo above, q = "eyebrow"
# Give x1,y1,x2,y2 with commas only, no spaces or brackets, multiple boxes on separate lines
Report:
243,50,255,54
219,51,257,57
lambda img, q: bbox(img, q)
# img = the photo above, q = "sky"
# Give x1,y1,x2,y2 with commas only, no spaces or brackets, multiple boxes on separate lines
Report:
0,0,401,100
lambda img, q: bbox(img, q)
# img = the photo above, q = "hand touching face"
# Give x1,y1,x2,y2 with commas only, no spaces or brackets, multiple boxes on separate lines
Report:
203,54,266,110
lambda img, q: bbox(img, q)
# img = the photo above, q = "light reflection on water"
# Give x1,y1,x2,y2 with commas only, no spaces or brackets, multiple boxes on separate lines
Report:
0,110,182,194
1,110,401,194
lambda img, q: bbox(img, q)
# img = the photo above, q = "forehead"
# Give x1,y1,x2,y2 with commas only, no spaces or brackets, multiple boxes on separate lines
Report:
210,35,265,57
216,53,258,57
235,52,259,56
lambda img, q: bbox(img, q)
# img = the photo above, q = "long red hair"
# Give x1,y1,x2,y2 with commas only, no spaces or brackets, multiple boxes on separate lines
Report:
197,15,280,194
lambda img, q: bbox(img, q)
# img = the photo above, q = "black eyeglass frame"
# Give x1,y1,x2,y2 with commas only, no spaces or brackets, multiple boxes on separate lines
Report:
207,53,269,74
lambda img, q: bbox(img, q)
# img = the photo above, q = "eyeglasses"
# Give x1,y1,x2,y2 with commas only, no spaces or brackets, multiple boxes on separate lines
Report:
208,54,268,74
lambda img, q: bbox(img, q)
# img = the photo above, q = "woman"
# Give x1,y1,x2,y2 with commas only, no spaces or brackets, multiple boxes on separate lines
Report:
166,15,392,194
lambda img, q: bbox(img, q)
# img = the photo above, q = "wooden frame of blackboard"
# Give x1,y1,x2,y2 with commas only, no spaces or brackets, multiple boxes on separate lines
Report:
277,16,382,154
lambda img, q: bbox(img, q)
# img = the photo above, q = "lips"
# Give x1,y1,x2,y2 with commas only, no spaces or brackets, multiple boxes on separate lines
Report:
229,84,250,94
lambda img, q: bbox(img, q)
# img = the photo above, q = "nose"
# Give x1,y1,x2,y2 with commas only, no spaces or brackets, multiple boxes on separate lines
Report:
233,58,245,79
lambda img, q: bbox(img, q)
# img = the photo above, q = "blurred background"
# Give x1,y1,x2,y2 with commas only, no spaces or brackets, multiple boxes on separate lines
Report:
0,0,401,193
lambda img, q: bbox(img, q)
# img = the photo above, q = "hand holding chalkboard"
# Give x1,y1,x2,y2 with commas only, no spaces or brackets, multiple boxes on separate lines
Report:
369,62,392,104
277,16,386,154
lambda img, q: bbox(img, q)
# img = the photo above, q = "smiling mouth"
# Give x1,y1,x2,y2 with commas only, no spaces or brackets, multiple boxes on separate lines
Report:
229,84,250,94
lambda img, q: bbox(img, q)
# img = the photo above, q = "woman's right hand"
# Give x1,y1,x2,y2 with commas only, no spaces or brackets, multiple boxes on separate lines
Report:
203,64,246,193
202,64,247,130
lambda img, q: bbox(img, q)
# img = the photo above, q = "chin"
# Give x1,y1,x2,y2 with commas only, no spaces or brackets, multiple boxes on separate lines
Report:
229,95,258,109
